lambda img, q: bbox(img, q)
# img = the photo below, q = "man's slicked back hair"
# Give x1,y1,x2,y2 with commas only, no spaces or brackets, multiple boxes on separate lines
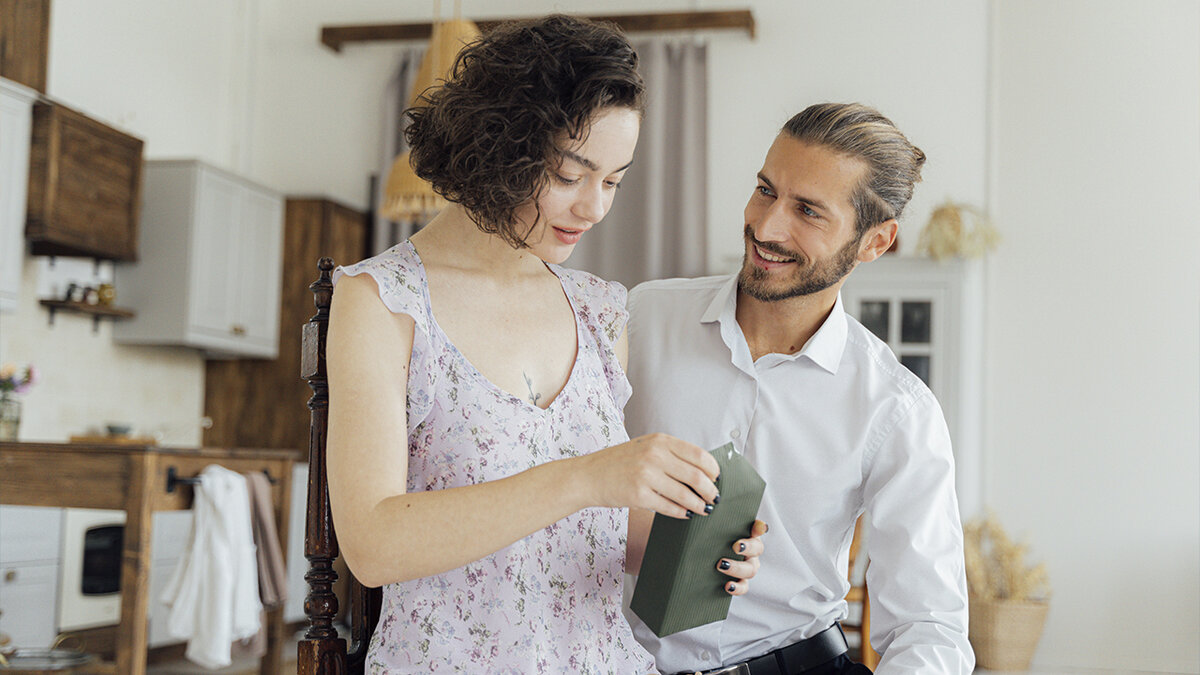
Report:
782,103,925,235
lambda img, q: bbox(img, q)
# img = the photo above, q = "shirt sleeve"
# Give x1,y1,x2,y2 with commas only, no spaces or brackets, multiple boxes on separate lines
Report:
861,391,975,674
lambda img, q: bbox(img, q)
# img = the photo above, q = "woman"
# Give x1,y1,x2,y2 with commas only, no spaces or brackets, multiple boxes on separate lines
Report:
326,15,763,673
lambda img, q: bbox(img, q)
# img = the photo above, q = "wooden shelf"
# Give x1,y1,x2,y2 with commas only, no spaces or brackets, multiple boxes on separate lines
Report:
39,298,136,332
321,9,755,52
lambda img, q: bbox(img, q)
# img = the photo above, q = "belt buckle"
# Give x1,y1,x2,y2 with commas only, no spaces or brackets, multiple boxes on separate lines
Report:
702,664,751,675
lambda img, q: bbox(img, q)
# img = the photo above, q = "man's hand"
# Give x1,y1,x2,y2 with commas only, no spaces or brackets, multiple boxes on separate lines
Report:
720,519,767,595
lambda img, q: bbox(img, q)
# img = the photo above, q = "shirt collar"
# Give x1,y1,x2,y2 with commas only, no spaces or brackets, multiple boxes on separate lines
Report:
701,274,848,375
700,274,739,325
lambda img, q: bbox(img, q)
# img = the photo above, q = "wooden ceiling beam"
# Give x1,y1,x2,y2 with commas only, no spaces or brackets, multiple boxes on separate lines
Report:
320,9,755,52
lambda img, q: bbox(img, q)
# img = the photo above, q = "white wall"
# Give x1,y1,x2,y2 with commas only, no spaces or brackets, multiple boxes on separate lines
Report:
46,0,254,171
987,1,1200,671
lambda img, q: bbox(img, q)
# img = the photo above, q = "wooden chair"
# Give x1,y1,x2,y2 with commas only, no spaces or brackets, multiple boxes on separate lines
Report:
297,258,382,675
843,515,879,668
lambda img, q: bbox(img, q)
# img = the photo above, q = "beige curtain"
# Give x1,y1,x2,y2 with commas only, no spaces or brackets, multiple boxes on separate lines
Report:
571,37,709,288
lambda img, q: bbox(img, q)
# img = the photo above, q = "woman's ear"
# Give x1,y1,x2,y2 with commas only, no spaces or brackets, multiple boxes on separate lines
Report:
857,219,898,262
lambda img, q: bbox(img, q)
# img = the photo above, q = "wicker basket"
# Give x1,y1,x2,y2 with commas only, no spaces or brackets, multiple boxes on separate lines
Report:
968,597,1048,671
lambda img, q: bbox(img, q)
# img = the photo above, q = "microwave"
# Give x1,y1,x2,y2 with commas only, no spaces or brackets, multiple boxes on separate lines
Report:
58,509,125,631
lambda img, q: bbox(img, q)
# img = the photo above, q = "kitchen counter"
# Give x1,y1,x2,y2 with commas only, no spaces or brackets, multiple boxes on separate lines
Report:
0,441,300,675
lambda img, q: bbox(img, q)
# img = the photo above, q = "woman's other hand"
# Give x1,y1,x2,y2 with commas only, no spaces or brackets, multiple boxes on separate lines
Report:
720,519,767,596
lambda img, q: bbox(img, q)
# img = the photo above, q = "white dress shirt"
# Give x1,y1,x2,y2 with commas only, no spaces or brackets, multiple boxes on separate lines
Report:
623,274,973,674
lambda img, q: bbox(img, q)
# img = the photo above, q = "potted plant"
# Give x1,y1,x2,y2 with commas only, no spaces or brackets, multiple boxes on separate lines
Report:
964,512,1051,670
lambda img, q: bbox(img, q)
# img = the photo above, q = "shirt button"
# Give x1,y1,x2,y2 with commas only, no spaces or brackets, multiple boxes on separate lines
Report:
730,429,741,439
700,650,712,662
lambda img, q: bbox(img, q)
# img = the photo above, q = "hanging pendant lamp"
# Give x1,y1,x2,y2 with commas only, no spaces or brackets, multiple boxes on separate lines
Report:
381,17,481,222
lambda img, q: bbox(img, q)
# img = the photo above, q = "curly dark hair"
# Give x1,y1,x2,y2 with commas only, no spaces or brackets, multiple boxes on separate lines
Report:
404,14,646,248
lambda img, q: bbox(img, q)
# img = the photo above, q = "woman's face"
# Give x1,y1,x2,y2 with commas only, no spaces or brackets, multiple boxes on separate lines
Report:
515,106,641,265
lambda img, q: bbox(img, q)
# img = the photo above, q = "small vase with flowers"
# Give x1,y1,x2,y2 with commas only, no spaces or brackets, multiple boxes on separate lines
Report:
0,363,36,441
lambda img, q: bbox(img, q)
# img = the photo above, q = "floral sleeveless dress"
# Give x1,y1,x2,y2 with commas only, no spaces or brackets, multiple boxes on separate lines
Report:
334,241,654,674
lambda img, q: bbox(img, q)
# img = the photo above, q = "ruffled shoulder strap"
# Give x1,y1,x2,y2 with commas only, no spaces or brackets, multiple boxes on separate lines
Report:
553,265,632,411
331,241,438,428
333,241,431,335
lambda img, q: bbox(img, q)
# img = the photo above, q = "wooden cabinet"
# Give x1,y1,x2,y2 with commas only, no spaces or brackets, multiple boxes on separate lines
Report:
25,102,144,261
114,160,284,358
0,0,50,93
204,198,367,449
0,77,35,314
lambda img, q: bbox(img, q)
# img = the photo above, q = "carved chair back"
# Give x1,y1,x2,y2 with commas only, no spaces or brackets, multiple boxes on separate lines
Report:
298,258,383,675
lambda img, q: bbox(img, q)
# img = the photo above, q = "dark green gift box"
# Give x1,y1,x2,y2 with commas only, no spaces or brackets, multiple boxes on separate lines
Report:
631,442,766,637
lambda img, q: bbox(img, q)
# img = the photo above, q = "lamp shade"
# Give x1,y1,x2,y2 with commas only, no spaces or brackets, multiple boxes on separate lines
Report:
381,18,481,222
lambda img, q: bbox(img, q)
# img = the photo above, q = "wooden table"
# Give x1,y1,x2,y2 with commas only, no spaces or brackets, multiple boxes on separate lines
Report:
0,441,298,675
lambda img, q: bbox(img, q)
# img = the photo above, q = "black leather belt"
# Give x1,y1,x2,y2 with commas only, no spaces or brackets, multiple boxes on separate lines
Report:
684,624,849,675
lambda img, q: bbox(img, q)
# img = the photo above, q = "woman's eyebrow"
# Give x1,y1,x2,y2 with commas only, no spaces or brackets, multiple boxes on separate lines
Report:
562,149,633,173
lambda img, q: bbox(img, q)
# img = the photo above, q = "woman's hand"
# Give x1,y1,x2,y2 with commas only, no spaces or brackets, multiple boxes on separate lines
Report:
576,433,720,518
719,519,768,595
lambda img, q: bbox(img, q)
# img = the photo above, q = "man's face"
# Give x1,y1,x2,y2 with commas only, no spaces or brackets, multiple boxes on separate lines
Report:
738,135,869,302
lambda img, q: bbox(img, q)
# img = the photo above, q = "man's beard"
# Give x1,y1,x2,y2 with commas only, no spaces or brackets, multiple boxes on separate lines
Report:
737,224,861,302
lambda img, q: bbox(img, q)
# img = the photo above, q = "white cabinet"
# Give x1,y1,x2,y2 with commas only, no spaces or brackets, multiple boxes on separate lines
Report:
0,506,62,564
147,558,180,648
841,256,984,517
0,77,36,314
284,463,308,624
146,510,193,647
0,506,62,649
114,159,284,357
0,563,58,648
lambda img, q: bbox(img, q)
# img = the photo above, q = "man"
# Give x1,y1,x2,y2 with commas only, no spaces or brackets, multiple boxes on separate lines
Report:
624,103,974,674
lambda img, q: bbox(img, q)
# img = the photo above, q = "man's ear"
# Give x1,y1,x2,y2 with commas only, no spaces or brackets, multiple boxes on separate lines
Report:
857,219,898,262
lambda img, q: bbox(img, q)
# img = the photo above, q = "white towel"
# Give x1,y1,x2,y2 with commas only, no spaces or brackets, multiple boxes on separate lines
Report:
160,465,263,669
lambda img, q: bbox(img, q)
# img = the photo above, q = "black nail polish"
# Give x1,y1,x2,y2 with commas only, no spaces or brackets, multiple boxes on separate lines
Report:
713,493,721,505
738,542,746,553
704,503,714,515
727,582,737,593
719,560,731,570
685,510,694,519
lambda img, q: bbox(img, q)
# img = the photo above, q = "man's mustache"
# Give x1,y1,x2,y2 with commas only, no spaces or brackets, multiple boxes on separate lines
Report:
743,224,801,261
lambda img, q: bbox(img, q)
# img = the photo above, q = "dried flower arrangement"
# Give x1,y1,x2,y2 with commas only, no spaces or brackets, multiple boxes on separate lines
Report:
964,512,1051,602
916,201,1000,261
964,513,1052,669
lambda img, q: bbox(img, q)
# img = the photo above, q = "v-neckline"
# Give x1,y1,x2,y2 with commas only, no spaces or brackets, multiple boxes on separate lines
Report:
405,240,582,414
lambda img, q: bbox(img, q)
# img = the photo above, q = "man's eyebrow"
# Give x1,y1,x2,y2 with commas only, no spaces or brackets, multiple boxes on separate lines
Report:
562,150,633,173
757,172,829,213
